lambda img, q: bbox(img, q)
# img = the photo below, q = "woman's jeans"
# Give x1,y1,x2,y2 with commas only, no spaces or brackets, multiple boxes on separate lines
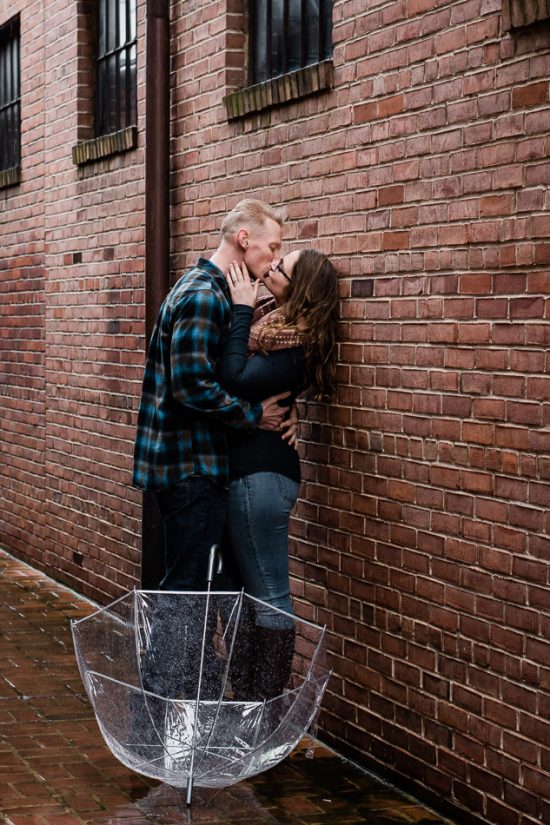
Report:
225,472,300,630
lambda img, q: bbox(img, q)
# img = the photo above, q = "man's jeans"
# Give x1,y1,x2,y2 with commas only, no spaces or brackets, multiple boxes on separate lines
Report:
155,475,228,591
140,475,228,700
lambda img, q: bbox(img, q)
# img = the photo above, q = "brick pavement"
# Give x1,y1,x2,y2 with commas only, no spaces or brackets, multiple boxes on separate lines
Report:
0,550,454,825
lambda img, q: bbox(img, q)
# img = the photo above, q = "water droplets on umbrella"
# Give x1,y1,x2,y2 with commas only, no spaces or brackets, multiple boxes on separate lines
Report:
71,546,331,805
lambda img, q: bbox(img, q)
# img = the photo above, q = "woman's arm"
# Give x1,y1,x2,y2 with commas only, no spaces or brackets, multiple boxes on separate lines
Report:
218,304,255,385
219,260,264,391
222,342,305,402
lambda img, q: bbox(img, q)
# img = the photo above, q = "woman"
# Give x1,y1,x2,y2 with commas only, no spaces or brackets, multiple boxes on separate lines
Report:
219,248,338,700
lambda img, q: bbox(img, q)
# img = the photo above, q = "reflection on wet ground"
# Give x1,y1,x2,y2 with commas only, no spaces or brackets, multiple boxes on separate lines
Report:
0,550,454,825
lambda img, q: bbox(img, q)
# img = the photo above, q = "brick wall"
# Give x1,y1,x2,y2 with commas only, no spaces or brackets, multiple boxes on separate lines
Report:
0,0,146,600
0,1,46,575
170,1,549,822
1,0,549,822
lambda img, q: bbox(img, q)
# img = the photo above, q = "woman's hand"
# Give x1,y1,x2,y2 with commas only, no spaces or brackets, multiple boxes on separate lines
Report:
225,261,260,308
280,403,299,451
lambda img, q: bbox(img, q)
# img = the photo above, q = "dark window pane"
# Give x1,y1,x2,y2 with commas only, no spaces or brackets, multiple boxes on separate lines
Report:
99,0,107,55
7,106,14,166
107,0,118,51
0,16,20,172
128,44,137,125
108,53,118,131
271,0,285,76
250,0,331,84
1,49,5,105
96,0,137,136
119,53,127,127
14,100,20,164
2,37,9,100
16,34,21,96
116,51,122,130
287,0,301,73
119,0,127,45
129,0,137,40
0,110,5,162
104,58,111,134
97,58,107,134
13,41,17,94
8,38,12,96
306,0,320,64
323,0,333,58
6,105,10,165
251,0,268,83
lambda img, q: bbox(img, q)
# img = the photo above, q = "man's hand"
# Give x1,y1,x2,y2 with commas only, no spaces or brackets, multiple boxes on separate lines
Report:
259,391,291,431
280,403,299,451
225,260,260,307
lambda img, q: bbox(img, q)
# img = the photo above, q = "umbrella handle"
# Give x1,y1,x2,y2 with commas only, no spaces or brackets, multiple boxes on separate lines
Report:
187,544,223,806
206,544,222,584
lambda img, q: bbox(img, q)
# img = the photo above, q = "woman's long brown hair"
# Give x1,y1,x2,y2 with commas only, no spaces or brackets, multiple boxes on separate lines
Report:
276,249,339,398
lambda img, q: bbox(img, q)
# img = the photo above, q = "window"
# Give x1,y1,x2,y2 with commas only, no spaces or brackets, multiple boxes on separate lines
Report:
96,0,137,137
502,0,550,28
0,16,20,174
250,0,332,85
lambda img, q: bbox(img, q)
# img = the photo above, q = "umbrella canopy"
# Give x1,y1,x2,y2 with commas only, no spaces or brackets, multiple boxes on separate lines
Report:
71,588,330,797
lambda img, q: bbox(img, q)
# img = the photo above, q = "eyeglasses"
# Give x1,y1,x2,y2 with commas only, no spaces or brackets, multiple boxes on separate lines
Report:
271,258,291,282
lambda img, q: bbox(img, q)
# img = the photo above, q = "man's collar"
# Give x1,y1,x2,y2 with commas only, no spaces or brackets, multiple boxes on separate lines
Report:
197,257,224,281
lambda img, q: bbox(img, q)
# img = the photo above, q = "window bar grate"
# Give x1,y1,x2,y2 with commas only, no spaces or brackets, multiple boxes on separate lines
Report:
249,0,331,85
96,0,137,136
0,17,20,171
282,0,289,77
266,0,272,81
300,0,307,70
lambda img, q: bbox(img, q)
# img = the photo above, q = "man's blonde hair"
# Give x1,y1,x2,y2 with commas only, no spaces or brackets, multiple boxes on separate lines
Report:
221,199,285,239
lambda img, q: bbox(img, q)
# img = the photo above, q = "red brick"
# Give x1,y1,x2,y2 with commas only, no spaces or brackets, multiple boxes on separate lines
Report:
512,81,549,109
480,194,514,217
510,297,545,318
458,273,491,294
526,162,550,185
378,185,404,206
379,94,405,117
383,231,410,250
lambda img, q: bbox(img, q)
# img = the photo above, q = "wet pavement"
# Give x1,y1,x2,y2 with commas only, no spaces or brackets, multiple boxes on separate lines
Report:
0,549,455,825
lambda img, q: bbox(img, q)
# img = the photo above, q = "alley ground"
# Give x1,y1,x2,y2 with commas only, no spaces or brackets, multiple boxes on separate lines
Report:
0,550,455,825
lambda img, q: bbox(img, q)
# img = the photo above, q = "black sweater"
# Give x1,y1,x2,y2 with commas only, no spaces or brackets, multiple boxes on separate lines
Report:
219,305,308,483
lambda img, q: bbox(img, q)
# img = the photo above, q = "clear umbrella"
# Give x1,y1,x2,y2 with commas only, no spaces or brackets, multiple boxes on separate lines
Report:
71,548,330,805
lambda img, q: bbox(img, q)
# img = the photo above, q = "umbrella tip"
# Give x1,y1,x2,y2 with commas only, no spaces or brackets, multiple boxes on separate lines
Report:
186,776,194,806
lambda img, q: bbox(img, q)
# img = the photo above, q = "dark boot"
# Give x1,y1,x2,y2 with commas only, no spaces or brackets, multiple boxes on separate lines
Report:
252,626,296,701
227,601,257,701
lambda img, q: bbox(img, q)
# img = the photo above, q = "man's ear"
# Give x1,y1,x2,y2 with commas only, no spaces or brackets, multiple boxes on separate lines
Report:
237,229,249,251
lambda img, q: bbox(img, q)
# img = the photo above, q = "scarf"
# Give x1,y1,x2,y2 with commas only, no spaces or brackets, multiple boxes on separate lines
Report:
248,297,307,353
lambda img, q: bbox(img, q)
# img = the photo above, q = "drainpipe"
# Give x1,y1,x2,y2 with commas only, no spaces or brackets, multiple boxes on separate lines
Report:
141,0,170,588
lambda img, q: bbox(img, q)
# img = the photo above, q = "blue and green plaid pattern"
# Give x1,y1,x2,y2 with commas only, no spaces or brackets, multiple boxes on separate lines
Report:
133,259,261,491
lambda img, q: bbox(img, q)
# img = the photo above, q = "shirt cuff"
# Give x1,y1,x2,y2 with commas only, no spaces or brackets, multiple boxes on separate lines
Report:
248,401,263,428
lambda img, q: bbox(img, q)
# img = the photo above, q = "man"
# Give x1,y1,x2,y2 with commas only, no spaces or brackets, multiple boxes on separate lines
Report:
133,199,289,593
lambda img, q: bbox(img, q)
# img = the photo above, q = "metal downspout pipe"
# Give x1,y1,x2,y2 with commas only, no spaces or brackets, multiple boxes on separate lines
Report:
141,0,170,587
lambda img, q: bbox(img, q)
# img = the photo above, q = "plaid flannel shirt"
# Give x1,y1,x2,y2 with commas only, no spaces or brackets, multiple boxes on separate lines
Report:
133,259,262,491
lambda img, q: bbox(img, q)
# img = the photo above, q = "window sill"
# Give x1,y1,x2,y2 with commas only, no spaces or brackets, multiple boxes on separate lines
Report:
0,166,21,190
223,60,333,120
72,126,137,166
502,0,550,29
